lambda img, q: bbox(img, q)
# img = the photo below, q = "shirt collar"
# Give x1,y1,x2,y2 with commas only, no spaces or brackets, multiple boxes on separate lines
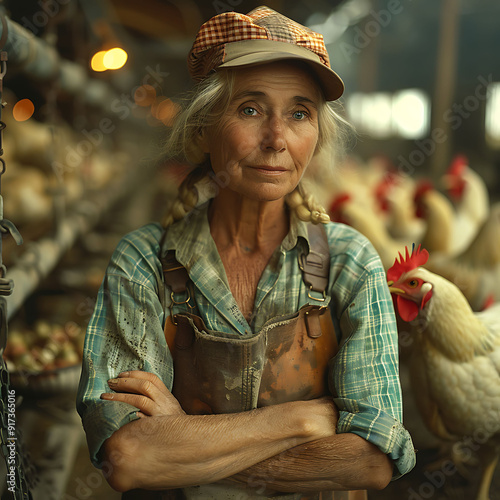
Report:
163,203,215,271
282,213,310,253
163,203,324,334
164,202,314,260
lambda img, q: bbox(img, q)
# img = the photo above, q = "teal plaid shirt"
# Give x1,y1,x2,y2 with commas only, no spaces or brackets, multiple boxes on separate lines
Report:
76,202,416,480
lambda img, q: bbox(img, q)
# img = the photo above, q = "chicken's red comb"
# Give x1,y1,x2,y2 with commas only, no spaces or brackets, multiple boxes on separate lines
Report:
446,154,468,177
387,244,429,282
414,179,434,202
329,192,351,214
375,173,398,211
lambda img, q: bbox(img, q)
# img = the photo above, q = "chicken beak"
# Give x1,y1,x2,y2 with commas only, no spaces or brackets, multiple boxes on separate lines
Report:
387,281,405,294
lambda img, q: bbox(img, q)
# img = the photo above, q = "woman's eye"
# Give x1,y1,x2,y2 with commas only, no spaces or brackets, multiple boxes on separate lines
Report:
242,107,257,116
293,110,307,120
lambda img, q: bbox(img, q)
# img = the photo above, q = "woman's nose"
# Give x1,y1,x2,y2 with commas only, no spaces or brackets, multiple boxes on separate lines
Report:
261,116,286,152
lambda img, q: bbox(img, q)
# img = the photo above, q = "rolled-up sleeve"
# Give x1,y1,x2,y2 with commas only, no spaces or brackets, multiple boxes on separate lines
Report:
327,225,416,479
76,224,172,467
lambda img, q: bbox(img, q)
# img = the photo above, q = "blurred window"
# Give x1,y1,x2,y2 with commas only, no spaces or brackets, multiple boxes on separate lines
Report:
392,89,430,139
486,82,500,149
347,89,430,139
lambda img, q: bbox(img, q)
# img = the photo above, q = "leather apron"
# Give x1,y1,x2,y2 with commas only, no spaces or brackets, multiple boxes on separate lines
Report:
122,224,367,500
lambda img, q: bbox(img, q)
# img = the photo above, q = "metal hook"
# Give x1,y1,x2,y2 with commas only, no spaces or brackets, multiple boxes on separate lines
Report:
0,219,23,245
169,287,196,325
307,286,326,302
170,288,192,306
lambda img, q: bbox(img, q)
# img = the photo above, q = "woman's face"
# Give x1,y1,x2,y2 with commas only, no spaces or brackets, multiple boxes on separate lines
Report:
201,62,321,202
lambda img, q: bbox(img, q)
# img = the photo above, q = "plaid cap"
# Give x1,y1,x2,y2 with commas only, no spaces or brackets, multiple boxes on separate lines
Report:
188,6,344,101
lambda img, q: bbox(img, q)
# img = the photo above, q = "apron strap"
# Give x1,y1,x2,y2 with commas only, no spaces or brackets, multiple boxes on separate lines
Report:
299,222,330,296
161,222,331,297
161,250,190,294
161,221,331,345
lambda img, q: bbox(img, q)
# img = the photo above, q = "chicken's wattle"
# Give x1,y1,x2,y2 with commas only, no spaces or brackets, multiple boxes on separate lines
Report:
396,295,420,322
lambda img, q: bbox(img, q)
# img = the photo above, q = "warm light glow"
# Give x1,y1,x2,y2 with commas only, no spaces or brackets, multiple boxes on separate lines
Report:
103,48,128,70
150,97,180,126
134,84,156,107
13,99,35,121
151,96,167,119
156,98,180,126
486,82,500,148
91,50,107,72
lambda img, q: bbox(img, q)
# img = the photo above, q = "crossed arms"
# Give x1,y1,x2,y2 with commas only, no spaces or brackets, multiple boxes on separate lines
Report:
101,371,393,494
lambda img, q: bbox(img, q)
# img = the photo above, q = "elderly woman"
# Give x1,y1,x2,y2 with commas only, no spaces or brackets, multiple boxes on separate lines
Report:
77,6,415,500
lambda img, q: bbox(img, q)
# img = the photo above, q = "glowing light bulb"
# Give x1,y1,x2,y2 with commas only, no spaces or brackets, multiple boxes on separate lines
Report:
13,99,35,121
91,50,107,72
156,99,180,126
103,48,128,70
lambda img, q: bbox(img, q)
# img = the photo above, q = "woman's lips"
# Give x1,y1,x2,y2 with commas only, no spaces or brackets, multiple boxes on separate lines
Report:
250,165,288,174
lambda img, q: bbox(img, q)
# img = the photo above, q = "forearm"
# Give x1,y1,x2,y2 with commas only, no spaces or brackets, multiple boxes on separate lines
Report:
226,433,393,494
104,399,335,492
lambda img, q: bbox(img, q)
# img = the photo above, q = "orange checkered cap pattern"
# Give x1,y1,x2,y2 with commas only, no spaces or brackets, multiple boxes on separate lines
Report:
188,6,332,81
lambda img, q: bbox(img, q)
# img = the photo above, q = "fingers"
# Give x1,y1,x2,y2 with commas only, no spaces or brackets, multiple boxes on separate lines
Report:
117,370,171,395
100,391,159,416
100,370,185,417
106,374,173,414
107,375,161,400
99,371,167,417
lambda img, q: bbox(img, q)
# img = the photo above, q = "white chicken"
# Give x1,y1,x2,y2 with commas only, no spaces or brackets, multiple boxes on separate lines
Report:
425,202,500,311
387,245,500,500
414,180,455,256
442,155,490,256
328,192,410,270
375,170,425,243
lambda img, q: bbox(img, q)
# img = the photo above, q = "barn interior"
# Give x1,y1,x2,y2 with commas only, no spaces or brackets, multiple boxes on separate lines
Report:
0,1,499,499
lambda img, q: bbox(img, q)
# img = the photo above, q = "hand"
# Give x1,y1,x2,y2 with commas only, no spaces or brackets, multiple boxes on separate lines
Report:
303,397,339,440
101,370,185,418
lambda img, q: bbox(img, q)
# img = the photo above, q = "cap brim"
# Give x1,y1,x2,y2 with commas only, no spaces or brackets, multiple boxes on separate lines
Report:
219,40,344,101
